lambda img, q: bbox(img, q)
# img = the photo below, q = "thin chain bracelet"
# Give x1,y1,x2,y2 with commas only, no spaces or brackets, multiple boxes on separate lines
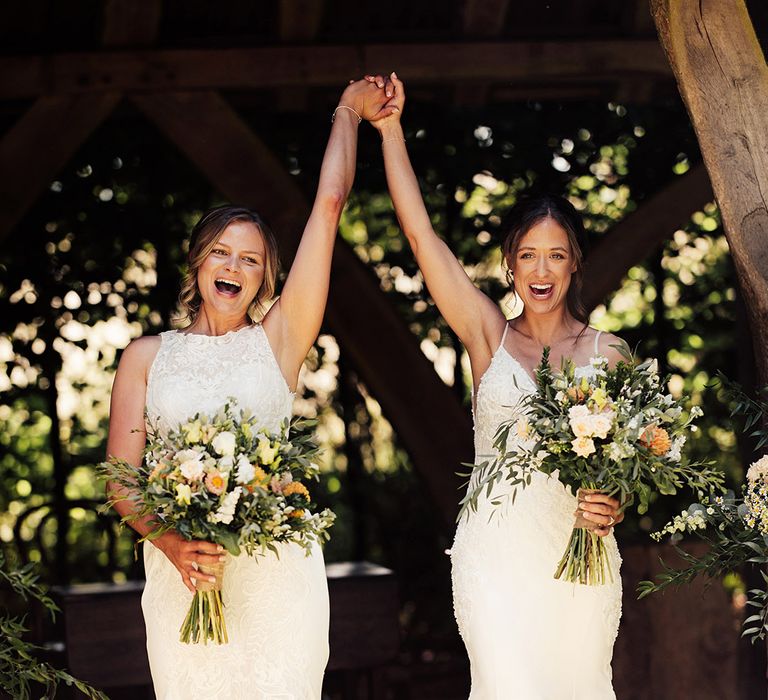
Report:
332,105,362,123
381,137,406,144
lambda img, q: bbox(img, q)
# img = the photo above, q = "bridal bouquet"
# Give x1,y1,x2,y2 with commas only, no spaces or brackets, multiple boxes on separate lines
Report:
460,346,724,585
101,401,335,644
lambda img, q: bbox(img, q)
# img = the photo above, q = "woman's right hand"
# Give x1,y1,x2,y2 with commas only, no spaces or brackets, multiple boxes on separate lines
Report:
154,530,225,593
364,72,405,131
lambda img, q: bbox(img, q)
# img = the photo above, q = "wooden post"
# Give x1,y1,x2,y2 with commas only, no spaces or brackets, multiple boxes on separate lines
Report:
650,0,768,384
651,1,768,696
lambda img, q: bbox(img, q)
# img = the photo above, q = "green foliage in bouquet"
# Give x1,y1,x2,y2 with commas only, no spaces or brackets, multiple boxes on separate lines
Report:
459,345,725,585
638,376,768,641
0,553,108,700
99,400,335,644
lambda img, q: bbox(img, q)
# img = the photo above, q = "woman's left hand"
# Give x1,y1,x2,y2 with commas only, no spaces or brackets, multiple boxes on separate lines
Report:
577,492,624,537
338,78,398,123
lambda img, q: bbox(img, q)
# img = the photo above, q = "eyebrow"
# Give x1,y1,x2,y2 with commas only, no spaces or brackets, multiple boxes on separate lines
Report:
518,246,569,252
214,243,264,256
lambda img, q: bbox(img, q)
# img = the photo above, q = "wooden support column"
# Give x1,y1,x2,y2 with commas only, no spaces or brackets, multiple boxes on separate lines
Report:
0,93,122,242
651,0,768,385
582,163,713,312
131,91,471,529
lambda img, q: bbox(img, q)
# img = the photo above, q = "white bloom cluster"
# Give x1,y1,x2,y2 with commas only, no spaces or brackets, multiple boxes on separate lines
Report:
208,486,242,525
666,436,686,463
651,507,708,541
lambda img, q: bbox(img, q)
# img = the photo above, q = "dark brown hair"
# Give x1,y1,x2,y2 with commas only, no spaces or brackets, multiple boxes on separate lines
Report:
177,205,280,324
500,193,588,323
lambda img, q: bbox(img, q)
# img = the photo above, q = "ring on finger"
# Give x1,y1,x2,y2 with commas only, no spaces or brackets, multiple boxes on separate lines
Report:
607,515,615,527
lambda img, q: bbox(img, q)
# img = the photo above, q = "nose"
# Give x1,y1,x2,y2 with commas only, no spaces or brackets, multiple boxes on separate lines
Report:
224,254,241,272
536,254,549,276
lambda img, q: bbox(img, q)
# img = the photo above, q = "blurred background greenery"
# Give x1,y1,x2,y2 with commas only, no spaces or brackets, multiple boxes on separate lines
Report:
0,94,748,658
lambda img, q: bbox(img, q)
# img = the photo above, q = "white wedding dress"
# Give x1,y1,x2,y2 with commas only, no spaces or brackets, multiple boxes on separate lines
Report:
142,324,329,700
451,325,622,699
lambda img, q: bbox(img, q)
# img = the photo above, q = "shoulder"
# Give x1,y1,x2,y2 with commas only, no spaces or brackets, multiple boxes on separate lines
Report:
116,334,163,377
595,330,629,368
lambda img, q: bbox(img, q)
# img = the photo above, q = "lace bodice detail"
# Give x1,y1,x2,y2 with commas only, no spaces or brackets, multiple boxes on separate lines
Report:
145,324,293,434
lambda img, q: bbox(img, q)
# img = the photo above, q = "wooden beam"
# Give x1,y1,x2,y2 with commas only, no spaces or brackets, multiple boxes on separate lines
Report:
0,40,671,100
131,91,472,529
279,0,324,41
651,0,768,385
582,163,713,312
102,0,162,47
455,0,511,106
0,93,122,241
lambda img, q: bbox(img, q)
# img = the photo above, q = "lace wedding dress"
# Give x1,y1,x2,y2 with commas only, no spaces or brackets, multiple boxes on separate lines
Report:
451,325,622,700
142,324,329,700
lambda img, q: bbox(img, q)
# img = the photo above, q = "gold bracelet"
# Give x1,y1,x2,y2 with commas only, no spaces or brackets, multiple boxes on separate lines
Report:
332,105,362,124
381,137,406,145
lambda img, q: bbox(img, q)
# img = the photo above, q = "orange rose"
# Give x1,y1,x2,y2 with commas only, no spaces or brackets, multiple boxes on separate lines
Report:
641,426,672,456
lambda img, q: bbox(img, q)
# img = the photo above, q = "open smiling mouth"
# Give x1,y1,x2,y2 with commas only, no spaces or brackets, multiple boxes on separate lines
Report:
529,283,554,300
214,278,242,297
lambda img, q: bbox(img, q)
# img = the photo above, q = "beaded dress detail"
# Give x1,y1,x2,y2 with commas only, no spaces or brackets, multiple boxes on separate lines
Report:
142,324,329,700
451,326,622,699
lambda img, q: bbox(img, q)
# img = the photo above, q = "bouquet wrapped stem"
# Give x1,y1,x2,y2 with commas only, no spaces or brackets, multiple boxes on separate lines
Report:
180,559,228,645
554,488,614,585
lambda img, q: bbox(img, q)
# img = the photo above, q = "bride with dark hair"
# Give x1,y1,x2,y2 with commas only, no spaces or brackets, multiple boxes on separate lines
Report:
365,72,625,699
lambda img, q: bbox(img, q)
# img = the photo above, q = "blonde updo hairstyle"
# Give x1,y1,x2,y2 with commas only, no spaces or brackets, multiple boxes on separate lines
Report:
177,205,280,325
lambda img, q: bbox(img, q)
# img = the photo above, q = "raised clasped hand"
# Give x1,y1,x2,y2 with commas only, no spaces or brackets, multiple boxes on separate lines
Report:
338,77,400,123
576,492,624,538
362,72,405,129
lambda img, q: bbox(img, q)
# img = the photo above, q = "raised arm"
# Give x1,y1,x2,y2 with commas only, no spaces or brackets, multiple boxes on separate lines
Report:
264,80,396,389
367,73,505,359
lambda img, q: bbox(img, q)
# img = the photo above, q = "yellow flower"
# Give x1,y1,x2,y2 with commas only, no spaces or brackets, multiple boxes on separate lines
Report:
591,387,608,411
175,483,192,506
283,481,310,501
182,420,203,444
288,509,305,519
253,466,269,484
205,471,227,495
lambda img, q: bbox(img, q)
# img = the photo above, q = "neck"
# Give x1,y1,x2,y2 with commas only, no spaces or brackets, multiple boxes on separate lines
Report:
185,308,251,336
514,307,578,346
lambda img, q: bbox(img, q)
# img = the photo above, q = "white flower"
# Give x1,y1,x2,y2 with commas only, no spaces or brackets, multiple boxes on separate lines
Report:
588,412,613,440
667,436,686,463
235,454,255,485
515,417,532,441
211,431,237,456
555,391,566,404
571,436,596,458
217,455,234,473
177,449,205,481
208,486,242,525
568,405,594,438
747,455,768,484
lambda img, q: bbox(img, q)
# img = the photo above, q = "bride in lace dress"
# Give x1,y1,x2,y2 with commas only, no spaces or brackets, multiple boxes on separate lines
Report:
104,80,396,700
366,73,624,698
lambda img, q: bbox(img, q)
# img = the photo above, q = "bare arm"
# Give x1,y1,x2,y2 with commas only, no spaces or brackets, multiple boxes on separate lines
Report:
105,337,222,592
264,80,397,389
369,73,505,359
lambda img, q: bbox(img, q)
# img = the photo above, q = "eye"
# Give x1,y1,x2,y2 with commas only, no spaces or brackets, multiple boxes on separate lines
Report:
211,248,227,256
242,256,260,265
551,253,565,260
519,252,534,259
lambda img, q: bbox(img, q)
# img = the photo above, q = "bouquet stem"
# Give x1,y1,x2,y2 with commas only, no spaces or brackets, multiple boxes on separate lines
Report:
553,488,614,586
179,558,228,644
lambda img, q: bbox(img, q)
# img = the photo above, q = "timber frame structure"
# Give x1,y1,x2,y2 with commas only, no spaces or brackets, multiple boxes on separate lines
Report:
1,0,766,534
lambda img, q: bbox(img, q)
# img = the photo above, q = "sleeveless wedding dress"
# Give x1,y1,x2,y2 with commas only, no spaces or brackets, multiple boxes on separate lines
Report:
142,324,329,700
451,325,622,700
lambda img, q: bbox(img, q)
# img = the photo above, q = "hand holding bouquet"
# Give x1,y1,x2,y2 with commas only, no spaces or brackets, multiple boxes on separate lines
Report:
460,346,724,585
100,401,335,644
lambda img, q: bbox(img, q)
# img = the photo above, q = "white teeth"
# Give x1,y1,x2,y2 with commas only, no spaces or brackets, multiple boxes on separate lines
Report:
215,278,241,288
531,284,552,291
